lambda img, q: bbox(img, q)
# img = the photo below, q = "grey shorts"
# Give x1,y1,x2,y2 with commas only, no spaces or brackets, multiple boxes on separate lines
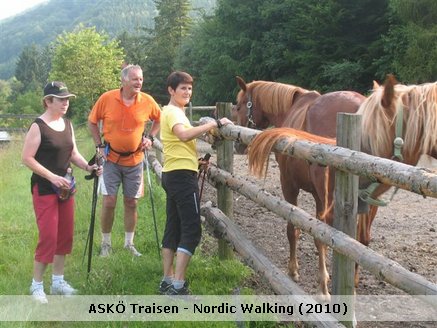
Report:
100,161,144,198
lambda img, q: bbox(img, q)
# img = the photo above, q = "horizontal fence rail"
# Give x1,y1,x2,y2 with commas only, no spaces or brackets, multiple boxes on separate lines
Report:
205,165,437,300
146,143,437,304
0,114,38,119
146,151,344,327
214,124,437,198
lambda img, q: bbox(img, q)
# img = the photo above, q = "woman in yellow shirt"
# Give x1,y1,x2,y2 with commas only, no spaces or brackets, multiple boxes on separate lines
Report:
159,71,232,295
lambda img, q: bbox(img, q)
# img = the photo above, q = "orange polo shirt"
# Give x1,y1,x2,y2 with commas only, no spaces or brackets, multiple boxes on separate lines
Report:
89,89,161,166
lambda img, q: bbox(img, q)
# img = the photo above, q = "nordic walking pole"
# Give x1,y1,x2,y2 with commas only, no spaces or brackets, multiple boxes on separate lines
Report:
83,152,103,277
198,153,211,202
144,150,161,259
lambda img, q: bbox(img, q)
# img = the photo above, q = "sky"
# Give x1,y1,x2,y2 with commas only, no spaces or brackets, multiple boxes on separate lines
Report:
0,0,48,21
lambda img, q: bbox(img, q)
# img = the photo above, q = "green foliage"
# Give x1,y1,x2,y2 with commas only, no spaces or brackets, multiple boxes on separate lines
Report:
0,0,216,80
143,0,193,104
49,26,124,119
7,90,42,115
0,79,12,112
15,44,50,93
177,0,391,99
0,130,276,327
381,0,437,83
175,10,245,105
117,30,151,68
391,0,437,28
3,0,437,109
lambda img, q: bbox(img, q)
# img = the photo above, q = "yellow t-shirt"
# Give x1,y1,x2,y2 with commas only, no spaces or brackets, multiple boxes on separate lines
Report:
161,105,198,172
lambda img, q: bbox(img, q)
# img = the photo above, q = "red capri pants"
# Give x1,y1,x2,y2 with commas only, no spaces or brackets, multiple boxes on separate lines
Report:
32,184,75,263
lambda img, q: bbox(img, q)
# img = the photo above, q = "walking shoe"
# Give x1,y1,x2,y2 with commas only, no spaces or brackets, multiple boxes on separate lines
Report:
30,284,48,304
165,282,191,295
124,244,142,257
99,242,112,257
50,280,77,296
158,280,172,294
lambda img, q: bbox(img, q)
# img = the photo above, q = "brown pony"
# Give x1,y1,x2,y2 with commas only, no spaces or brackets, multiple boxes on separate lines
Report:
245,75,437,299
234,76,378,300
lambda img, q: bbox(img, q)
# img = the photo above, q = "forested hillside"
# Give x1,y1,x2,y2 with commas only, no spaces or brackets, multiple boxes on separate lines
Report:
1,0,435,121
0,0,215,79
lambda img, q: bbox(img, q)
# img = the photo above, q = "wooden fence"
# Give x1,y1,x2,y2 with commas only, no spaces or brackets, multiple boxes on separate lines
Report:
146,103,437,327
0,114,38,132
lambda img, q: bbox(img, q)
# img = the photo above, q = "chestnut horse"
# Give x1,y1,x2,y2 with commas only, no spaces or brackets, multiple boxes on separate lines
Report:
244,75,437,299
233,76,380,300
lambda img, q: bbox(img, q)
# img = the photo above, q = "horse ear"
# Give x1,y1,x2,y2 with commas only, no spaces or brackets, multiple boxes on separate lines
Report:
236,76,247,91
372,80,380,90
381,74,397,109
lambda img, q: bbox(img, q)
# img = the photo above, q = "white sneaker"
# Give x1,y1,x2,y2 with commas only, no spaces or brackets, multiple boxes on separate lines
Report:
99,242,112,257
50,280,77,296
124,244,142,257
30,284,48,304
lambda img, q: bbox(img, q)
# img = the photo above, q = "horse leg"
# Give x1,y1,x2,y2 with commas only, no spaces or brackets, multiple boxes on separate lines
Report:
314,197,331,301
355,205,378,286
311,167,332,302
287,221,301,281
315,238,331,302
276,155,302,282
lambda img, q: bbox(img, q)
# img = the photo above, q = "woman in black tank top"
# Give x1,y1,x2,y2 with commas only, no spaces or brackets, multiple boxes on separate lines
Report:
22,81,102,303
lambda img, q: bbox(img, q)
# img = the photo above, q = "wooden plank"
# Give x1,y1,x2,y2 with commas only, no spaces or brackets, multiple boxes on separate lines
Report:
201,203,344,328
216,102,234,259
215,124,437,198
147,142,437,305
206,165,437,301
332,113,361,327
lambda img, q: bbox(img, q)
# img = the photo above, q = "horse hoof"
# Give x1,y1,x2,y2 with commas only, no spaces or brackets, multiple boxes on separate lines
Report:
288,272,300,282
316,293,331,303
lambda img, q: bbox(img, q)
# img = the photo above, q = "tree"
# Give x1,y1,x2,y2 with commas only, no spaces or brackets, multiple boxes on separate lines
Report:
176,0,269,104
177,0,391,102
380,0,437,83
117,30,150,68
0,80,12,113
14,44,51,94
143,0,192,104
7,90,41,115
49,25,124,121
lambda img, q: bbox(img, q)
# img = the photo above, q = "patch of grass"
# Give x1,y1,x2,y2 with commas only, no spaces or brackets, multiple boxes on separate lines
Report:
0,129,286,328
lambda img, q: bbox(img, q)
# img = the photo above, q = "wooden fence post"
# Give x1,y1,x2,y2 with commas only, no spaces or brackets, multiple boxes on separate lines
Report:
216,102,234,259
332,113,361,327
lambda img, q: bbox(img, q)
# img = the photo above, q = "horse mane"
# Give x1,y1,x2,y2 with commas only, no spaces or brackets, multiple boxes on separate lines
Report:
404,83,437,158
247,81,316,116
358,82,437,159
248,127,335,178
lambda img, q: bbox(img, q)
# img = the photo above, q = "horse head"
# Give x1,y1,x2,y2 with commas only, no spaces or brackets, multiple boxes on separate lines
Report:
233,76,270,154
234,76,271,130
360,74,437,166
357,75,437,204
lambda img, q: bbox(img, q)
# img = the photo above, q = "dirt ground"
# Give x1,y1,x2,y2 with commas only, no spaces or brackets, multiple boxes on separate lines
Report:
199,150,437,328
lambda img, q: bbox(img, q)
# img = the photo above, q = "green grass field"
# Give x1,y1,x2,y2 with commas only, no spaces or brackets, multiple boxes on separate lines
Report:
0,129,286,328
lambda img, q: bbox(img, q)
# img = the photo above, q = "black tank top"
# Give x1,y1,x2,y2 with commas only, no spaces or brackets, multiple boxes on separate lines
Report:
30,118,74,195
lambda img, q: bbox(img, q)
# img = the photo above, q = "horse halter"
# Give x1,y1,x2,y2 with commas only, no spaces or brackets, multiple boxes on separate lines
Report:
358,99,405,207
392,99,405,162
245,93,256,128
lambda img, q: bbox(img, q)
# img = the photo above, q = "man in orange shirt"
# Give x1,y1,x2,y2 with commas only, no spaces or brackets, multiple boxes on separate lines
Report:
88,64,161,257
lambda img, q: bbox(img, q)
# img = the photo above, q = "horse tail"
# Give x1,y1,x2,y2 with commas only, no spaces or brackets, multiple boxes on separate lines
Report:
248,129,284,178
248,127,335,178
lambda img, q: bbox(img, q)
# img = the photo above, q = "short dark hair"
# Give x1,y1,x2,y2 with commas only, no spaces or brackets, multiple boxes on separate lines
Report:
166,71,193,91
